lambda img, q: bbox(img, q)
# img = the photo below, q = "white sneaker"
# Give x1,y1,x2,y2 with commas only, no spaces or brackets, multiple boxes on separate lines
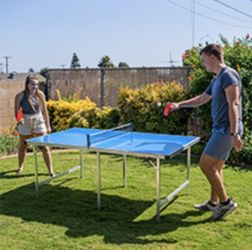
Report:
211,199,237,221
194,201,217,212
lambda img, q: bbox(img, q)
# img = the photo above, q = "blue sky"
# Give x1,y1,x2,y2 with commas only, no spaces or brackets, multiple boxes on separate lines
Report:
0,0,252,72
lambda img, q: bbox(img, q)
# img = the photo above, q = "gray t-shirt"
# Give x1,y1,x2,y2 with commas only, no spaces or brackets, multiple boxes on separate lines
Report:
205,66,242,129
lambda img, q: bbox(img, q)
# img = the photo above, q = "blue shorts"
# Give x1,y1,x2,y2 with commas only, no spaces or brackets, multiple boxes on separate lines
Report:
203,125,243,161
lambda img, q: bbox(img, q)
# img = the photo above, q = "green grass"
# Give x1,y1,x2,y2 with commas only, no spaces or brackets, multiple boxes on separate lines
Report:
0,151,252,250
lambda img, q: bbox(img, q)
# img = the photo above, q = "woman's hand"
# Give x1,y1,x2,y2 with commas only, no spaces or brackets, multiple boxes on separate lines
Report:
47,125,52,134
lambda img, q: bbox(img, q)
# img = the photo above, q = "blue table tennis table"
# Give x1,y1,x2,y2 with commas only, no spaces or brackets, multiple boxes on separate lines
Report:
27,123,200,221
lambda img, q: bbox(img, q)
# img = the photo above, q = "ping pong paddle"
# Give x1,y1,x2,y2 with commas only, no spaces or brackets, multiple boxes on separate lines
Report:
16,109,23,123
163,102,172,117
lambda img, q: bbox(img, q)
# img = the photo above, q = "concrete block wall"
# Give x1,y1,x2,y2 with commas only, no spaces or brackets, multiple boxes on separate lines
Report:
0,81,23,133
48,69,100,104
0,80,45,134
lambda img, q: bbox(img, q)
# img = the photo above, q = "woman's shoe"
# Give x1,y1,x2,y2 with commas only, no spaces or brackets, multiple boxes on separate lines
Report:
16,168,23,175
49,173,56,178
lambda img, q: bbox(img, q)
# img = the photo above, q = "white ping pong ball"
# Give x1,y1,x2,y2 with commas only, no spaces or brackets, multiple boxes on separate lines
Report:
157,102,162,107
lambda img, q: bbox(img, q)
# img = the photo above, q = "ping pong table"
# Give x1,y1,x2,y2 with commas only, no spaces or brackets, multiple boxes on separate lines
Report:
26,123,200,221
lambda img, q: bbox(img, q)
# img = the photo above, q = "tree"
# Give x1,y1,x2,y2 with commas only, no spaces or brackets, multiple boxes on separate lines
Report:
118,62,129,68
98,55,114,68
70,52,81,69
40,67,49,78
28,67,35,72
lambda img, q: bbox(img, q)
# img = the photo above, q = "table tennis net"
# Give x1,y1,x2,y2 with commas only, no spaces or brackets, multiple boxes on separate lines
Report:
86,123,133,147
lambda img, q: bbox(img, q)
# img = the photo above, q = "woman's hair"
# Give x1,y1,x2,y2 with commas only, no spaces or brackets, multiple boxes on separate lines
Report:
200,44,224,62
24,74,39,95
24,74,44,112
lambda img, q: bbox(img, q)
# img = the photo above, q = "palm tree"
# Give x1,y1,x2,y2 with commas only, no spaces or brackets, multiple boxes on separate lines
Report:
98,55,114,68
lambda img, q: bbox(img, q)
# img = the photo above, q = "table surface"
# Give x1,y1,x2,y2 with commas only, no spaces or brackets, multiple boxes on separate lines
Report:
27,127,200,158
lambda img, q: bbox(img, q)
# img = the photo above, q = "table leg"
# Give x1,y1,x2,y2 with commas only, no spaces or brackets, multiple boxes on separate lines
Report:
123,154,126,188
97,152,101,210
80,149,84,179
156,157,161,221
186,147,191,194
33,145,39,198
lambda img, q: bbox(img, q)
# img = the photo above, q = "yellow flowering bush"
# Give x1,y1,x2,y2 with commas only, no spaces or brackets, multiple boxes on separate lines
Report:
47,97,97,131
47,97,119,131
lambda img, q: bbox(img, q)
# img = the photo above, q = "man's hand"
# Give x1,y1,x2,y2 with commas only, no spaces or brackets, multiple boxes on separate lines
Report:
170,102,180,112
231,135,243,152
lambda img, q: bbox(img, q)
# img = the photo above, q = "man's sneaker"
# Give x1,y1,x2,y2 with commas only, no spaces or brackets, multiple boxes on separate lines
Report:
194,201,217,212
211,199,237,221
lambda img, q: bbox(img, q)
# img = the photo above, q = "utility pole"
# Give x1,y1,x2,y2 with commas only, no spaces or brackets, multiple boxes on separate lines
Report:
168,52,179,67
191,0,195,47
100,69,105,107
0,63,3,80
3,56,11,74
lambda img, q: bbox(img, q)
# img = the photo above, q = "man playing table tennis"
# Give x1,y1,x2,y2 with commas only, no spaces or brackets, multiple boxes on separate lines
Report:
170,44,243,221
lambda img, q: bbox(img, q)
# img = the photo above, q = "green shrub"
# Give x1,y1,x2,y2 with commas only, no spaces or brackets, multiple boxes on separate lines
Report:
118,81,189,134
95,107,120,129
0,127,19,156
0,136,18,155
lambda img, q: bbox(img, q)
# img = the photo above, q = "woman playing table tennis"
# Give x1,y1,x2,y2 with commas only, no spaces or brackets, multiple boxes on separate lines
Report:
14,74,55,177
169,44,243,221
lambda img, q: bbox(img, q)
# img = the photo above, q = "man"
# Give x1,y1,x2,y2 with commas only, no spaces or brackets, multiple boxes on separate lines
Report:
171,44,243,221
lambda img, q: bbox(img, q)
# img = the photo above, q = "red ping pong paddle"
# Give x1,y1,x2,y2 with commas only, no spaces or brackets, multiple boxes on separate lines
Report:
16,109,23,123
163,102,172,117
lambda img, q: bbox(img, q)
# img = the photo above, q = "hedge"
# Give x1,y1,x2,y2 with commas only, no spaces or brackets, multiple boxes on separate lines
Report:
118,81,189,134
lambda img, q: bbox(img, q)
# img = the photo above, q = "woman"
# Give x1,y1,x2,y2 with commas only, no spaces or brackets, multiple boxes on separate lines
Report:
14,74,55,177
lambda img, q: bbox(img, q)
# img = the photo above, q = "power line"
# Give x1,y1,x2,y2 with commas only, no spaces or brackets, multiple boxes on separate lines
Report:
165,0,252,29
196,0,252,24
213,0,252,19
191,0,195,47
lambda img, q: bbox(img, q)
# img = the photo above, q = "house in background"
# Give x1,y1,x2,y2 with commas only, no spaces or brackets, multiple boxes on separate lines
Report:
0,73,46,134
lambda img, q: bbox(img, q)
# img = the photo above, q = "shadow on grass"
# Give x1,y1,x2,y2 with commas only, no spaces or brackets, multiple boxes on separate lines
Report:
0,183,211,245
225,163,252,172
0,170,48,179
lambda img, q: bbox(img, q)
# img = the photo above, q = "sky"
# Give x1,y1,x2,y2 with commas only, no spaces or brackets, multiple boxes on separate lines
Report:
0,0,252,73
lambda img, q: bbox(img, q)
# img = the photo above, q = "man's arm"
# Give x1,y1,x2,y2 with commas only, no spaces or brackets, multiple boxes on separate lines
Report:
171,92,212,110
225,85,242,151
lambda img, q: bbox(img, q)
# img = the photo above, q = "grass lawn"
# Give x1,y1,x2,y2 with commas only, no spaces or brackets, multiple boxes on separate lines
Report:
0,151,252,250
